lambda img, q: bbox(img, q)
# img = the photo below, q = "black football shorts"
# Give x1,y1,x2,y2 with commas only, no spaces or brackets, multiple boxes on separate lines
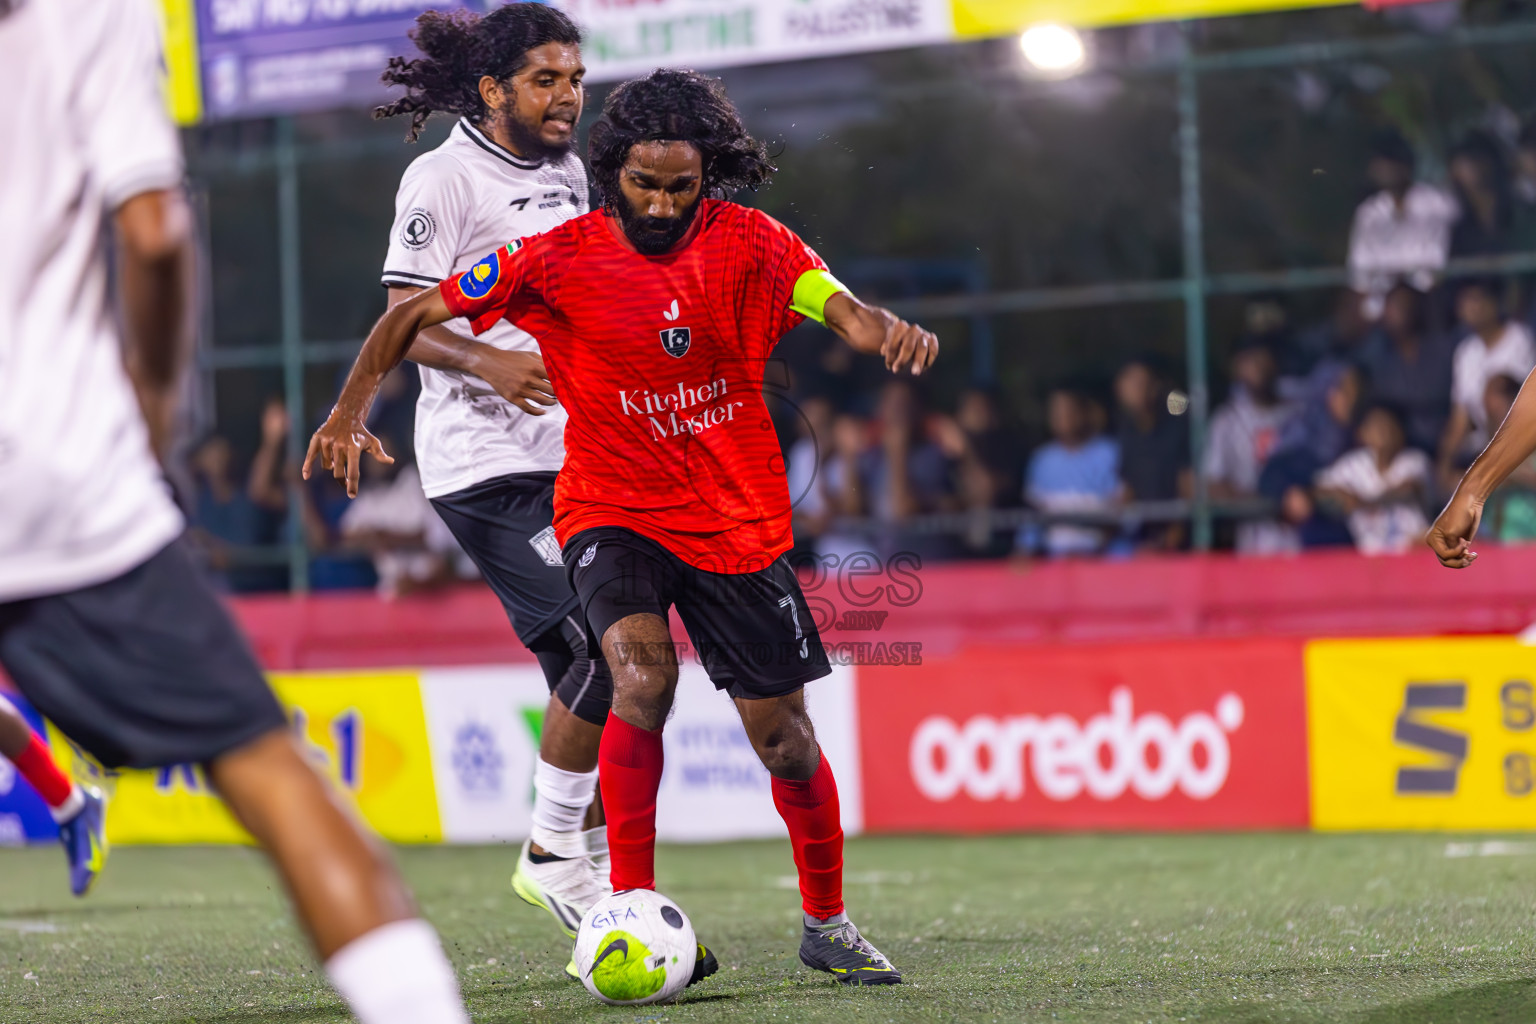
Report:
0,537,289,769
430,471,612,725
563,526,831,701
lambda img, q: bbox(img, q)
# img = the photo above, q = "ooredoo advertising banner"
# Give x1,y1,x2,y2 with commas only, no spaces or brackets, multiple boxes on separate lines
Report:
1307,637,1536,830
857,638,1311,832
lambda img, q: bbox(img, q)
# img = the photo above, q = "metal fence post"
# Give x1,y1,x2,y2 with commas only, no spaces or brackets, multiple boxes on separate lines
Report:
276,117,310,592
1178,28,1212,552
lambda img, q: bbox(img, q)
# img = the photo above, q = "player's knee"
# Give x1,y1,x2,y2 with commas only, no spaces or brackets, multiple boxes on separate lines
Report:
751,709,819,780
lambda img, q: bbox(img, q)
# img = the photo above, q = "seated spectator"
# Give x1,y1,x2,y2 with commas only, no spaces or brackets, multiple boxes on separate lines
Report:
1439,278,1536,485
1286,289,1371,390
1260,362,1362,549
1356,282,1454,453
1018,388,1120,558
864,379,957,559
814,411,876,566
1348,130,1458,320
1481,374,1536,543
1448,130,1514,261
1315,404,1431,555
1113,358,1190,550
248,396,292,518
338,441,464,599
1205,341,1299,554
932,387,1021,556
786,394,835,545
186,432,263,580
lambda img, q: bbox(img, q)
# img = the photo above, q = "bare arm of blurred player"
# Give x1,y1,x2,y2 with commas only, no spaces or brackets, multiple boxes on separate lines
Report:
1428,370,1536,567
822,292,938,376
117,189,195,461
305,287,456,495
386,285,556,416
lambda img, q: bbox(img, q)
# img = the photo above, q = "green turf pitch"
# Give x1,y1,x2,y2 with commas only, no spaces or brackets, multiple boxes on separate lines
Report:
2,834,1535,1023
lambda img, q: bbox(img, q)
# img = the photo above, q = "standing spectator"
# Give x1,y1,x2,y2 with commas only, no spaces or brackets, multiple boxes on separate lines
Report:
1205,341,1299,554
932,387,1021,555
1288,289,1372,387
1357,282,1454,453
1448,130,1515,261
1018,388,1121,558
1439,278,1536,484
1315,404,1431,555
248,396,291,522
1347,130,1458,320
1113,358,1190,549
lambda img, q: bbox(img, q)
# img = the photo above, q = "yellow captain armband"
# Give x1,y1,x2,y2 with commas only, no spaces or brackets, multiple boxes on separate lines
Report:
790,269,851,325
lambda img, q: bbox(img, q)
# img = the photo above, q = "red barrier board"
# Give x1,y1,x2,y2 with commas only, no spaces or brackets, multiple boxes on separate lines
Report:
857,638,1310,832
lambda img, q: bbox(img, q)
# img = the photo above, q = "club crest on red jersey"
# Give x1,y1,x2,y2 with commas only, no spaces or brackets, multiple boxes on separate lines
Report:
660,326,691,358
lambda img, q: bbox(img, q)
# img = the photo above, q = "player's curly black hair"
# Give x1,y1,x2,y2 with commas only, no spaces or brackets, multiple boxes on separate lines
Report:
588,69,776,210
375,3,581,141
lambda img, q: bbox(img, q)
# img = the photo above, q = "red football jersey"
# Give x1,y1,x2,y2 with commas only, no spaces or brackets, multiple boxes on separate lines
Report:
439,200,827,573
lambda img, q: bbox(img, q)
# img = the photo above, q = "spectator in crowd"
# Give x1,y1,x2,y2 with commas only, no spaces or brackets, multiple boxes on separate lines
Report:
864,379,956,559
1018,387,1121,558
1479,374,1536,543
814,411,877,565
932,387,1021,555
248,396,291,519
786,394,835,545
1314,403,1431,555
1356,282,1454,453
1113,358,1190,550
337,434,468,599
1259,362,1362,549
186,432,264,580
1448,129,1515,261
1288,289,1372,388
1205,341,1299,554
1347,130,1458,320
1439,277,1536,486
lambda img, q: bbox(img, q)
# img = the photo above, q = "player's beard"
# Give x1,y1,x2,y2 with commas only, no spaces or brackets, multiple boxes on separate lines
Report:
616,198,701,255
500,109,574,162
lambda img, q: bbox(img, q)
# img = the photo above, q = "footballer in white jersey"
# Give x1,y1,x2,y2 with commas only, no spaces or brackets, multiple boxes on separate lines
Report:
370,3,628,975
0,2,469,1021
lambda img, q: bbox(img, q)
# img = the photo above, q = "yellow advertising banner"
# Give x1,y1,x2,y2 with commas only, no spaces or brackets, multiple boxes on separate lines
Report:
79,672,442,845
952,0,1346,40
1308,638,1536,831
157,0,202,126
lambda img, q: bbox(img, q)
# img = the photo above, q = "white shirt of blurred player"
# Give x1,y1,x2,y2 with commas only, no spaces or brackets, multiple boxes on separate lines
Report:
1316,446,1431,556
1347,182,1459,319
382,119,588,498
1452,320,1536,444
0,0,185,602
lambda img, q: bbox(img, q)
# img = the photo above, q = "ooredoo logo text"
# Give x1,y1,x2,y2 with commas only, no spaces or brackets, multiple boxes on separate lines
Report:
909,688,1246,804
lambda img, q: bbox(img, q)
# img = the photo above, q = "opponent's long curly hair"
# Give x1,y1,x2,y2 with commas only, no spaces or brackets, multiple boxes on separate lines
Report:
588,69,776,210
375,3,581,141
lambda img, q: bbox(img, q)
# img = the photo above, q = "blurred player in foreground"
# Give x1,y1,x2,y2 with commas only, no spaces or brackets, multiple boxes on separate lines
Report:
1431,368,1536,566
307,68,936,986
0,2,467,1020
374,3,614,958
0,695,104,894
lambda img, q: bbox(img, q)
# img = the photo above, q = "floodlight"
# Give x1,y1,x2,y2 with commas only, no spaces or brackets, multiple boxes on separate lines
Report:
1019,23,1086,75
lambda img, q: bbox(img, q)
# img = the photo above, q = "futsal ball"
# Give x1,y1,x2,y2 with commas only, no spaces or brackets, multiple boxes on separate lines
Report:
574,889,696,1005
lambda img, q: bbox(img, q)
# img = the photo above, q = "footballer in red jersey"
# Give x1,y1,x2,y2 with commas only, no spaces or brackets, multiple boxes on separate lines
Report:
307,69,937,988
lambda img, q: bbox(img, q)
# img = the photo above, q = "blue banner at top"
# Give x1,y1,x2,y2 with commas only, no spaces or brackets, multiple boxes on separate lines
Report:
196,0,510,120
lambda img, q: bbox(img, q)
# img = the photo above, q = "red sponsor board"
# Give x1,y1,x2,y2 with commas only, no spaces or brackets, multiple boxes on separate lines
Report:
857,638,1310,832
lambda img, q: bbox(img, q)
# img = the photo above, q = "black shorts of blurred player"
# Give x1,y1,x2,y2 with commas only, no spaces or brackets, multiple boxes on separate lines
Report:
430,471,613,827
0,536,414,960
563,525,831,775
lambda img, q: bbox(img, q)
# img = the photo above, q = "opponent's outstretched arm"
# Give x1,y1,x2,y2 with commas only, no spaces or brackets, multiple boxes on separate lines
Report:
823,292,938,376
1428,367,1536,567
303,287,455,497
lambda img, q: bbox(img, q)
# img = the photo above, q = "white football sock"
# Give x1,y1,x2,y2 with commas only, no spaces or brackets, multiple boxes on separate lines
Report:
325,919,468,1024
530,757,596,860
49,785,84,823
583,824,609,860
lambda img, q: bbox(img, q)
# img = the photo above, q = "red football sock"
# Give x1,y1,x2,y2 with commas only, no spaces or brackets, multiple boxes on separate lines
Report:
598,713,665,892
771,752,845,919
11,732,72,809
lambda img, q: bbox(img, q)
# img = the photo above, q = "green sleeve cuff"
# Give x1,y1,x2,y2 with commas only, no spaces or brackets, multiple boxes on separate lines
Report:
790,269,851,325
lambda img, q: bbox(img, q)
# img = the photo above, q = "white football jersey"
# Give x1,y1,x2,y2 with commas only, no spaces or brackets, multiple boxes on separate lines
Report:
0,0,185,602
382,119,588,498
